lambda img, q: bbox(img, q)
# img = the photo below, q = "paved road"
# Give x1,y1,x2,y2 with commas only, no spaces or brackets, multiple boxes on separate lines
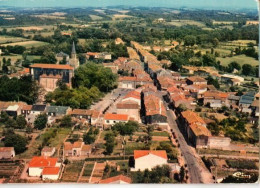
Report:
163,100,214,184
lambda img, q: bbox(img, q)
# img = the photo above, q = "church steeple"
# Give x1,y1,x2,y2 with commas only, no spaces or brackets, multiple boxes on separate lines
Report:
71,41,76,59
69,41,79,69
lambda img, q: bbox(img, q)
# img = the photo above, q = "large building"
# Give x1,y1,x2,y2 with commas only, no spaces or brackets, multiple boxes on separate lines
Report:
30,42,79,91
30,64,74,91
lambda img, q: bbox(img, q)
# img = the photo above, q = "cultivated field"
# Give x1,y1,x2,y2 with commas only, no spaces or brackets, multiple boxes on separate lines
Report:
213,20,238,25
112,14,133,20
1,40,49,48
167,19,206,27
62,161,84,182
217,55,259,67
89,15,103,21
0,35,28,44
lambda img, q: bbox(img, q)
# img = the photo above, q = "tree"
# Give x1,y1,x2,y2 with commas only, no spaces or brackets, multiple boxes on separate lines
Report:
177,104,187,112
179,166,185,182
4,133,27,154
104,131,116,155
212,38,219,47
34,114,48,130
242,64,254,76
16,115,27,129
227,61,241,73
206,75,220,89
184,35,196,46
0,111,9,123
112,121,139,136
60,115,72,127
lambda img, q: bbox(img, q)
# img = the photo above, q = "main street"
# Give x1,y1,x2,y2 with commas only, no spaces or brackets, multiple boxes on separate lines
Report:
162,99,214,184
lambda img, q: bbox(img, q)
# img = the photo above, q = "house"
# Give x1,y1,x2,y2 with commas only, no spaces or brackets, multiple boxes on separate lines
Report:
143,95,167,125
170,94,195,110
127,47,140,60
55,52,69,63
221,74,244,85
99,175,131,184
186,76,207,85
187,123,212,148
28,156,61,180
64,141,92,157
180,110,207,135
41,147,56,157
116,102,140,122
21,105,33,116
118,76,136,89
115,38,125,45
0,147,15,159
46,106,70,117
91,110,101,127
5,103,26,117
203,91,229,108
69,109,92,124
182,84,207,99
31,104,47,115
239,91,255,113
121,90,141,106
103,113,129,127
251,100,259,117
133,150,167,171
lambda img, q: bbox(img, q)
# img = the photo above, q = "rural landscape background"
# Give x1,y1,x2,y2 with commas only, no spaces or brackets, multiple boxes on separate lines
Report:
0,0,259,185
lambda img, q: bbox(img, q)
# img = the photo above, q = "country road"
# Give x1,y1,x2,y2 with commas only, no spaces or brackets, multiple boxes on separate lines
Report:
163,100,214,184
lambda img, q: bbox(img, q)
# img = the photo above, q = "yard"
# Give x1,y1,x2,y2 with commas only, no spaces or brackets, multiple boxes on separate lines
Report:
125,142,145,155
61,161,84,182
226,159,259,170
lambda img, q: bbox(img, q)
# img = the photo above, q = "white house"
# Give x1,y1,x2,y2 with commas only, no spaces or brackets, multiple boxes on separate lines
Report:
103,113,129,127
28,156,61,180
132,150,168,171
41,147,56,157
99,175,131,184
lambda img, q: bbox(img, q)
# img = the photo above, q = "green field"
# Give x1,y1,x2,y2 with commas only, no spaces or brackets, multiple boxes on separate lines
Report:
217,55,259,67
0,55,41,63
0,35,28,44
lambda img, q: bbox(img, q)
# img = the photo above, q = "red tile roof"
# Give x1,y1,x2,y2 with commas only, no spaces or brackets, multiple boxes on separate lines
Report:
187,76,207,83
181,111,206,125
123,91,140,100
30,63,74,70
189,123,211,137
119,76,136,81
28,156,58,168
0,147,14,152
104,113,129,121
134,150,167,160
99,175,131,184
22,105,33,111
42,167,60,175
116,102,139,109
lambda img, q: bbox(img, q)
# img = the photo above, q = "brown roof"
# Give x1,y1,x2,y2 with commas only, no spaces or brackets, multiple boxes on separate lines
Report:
116,102,139,109
187,76,207,83
30,63,74,70
64,141,83,150
42,147,55,153
189,123,211,137
181,111,206,125
81,145,92,152
69,109,93,116
119,76,136,81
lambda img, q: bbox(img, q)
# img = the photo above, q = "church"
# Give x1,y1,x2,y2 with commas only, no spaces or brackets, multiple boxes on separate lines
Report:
30,42,79,92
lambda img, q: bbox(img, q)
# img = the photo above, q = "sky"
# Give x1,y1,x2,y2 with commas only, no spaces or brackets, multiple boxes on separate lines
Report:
0,0,258,10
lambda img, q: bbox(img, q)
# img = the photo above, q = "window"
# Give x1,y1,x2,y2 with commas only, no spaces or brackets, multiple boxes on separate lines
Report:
106,120,109,123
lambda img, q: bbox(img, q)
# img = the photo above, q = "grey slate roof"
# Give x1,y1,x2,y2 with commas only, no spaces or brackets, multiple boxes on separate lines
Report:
47,106,69,115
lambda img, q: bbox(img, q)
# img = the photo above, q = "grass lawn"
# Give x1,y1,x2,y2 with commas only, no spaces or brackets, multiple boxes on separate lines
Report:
62,161,84,182
151,131,169,137
83,163,94,176
116,160,129,172
0,35,28,44
217,55,259,67
125,142,145,155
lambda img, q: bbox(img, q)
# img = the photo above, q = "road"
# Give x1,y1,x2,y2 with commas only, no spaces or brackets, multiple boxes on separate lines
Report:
163,100,214,184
